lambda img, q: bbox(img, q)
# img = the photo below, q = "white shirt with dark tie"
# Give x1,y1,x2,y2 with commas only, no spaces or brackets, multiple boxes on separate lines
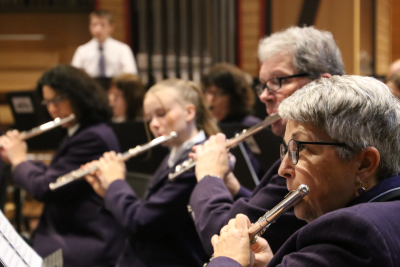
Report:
71,37,138,77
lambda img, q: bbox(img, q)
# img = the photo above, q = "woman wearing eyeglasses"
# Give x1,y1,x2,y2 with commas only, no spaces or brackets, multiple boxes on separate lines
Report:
203,63,260,127
207,75,400,267
0,64,125,267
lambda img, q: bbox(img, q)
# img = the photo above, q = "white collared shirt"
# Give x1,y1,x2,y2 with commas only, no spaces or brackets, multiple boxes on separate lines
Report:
168,130,206,168
68,123,80,137
71,37,138,77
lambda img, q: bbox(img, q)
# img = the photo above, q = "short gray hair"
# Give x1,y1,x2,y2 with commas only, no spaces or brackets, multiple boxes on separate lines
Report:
258,26,345,79
278,75,400,180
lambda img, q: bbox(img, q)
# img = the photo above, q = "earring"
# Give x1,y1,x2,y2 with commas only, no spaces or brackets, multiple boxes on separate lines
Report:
357,181,366,196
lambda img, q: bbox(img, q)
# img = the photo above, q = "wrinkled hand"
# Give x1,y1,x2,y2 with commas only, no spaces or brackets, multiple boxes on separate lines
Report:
211,214,274,267
84,151,125,196
211,214,254,267
195,133,229,181
0,130,27,166
251,236,273,267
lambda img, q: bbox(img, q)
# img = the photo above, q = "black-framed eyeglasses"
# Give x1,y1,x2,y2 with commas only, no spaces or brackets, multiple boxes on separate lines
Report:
41,95,66,106
280,139,347,165
256,73,309,95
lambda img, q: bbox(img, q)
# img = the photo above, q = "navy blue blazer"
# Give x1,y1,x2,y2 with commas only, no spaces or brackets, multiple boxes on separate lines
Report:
104,145,209,267
189,159,306,256
12,123,125,267
209,175,400,267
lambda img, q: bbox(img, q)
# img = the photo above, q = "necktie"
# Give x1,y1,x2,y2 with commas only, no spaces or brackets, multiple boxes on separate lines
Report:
99,44,106,77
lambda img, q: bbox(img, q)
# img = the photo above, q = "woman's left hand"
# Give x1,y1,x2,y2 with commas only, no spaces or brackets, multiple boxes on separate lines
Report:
0,130,27,166
211,214,274,267
211,214,255,267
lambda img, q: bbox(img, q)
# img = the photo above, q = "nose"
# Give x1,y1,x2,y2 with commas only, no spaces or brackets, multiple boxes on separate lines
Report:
46,102,58,115
149,116,160,131
258,88,274,104
278,152,295,180
205,93,214,105
108,94,115,106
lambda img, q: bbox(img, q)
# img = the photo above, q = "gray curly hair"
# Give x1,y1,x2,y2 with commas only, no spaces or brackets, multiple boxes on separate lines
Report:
258,26,345,79
278,75,400,180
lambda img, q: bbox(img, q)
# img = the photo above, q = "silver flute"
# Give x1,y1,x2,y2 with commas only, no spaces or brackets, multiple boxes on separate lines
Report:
248,184,309,244
49,131,178,190
0,114,75,148
204,184,309,266
168,113,281,181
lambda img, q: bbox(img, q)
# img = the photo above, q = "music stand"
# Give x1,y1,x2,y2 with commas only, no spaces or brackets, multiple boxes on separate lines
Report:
6,91,66,150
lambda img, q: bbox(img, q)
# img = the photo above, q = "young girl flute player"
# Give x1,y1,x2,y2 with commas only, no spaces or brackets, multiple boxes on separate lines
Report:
84,79,220,267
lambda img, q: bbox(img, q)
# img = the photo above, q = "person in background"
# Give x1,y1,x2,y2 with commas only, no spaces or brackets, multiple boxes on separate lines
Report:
0,64,124,267
387,59,400,78
72,10,137,77
84,79,219,267
207,75,400,267
188,26,345,257
386,72,400,99
108,73,145,122
203,63,260,127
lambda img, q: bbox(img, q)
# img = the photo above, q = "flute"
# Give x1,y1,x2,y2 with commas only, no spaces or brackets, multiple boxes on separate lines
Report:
0,114,75,148
49,132,177,190
248,184,309,244
204,184,309,267
168,113,281,181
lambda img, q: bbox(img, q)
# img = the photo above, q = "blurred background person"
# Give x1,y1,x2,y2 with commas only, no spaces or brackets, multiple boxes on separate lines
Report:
0,64,124,267
72,10,137,78
202,63,260,127
84,79,219,267
386,73,400,99
208,75,400,267
387,59,400,78
108,73,145,122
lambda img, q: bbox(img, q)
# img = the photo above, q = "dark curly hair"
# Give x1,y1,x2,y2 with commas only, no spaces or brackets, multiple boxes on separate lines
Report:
202,63,255,117
36,64,112,126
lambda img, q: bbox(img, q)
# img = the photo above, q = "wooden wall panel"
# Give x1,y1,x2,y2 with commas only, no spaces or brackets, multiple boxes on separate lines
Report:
375,0,391,75
0,13,90,64
239,0,262,77
315,0,360,74
391,0,400,62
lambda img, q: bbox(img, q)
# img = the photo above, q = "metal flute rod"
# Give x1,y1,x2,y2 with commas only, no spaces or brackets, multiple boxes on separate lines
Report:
168,113,281,181
0,114,75,148
49,132,178,190
248,184,309,244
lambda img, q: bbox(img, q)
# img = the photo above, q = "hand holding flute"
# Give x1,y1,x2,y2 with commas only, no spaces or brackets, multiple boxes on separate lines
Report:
0,130,28,166
0,114,75,166
84,151,127,197
211,214,272,267
210,184,309,267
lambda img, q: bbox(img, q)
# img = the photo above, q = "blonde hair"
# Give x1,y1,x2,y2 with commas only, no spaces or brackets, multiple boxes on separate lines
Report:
146,79,220,136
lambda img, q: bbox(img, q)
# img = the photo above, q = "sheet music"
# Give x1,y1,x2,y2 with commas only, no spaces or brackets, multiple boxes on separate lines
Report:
0,211,42,267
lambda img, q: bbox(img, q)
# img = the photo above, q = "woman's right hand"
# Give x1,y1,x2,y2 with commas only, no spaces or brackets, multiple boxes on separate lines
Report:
194,133,230,181
0,130,27,166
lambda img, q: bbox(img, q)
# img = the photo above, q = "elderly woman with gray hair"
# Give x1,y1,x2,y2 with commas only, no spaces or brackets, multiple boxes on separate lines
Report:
204,75,400,267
